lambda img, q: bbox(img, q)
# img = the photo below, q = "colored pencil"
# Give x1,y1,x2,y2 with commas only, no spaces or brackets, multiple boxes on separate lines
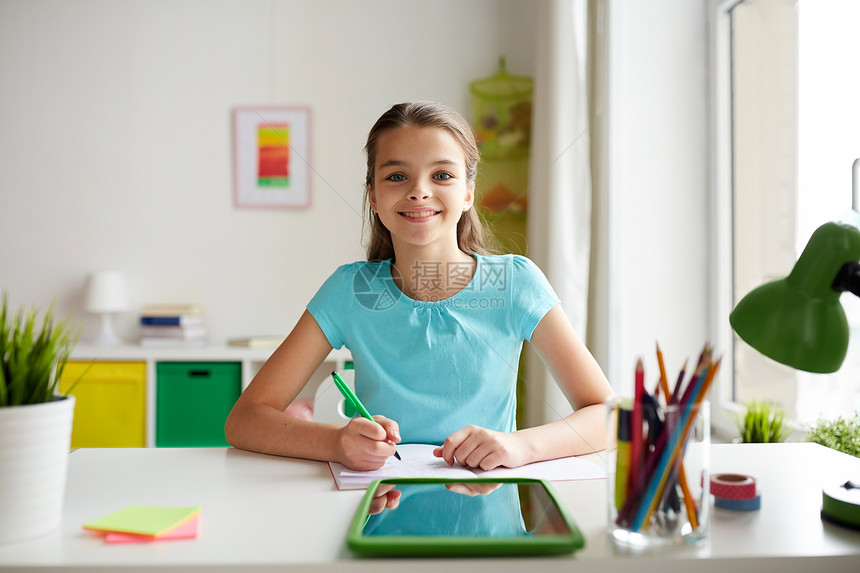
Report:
628,359,645,496
656,343,671,402
614,400,633,510
670,360,687,405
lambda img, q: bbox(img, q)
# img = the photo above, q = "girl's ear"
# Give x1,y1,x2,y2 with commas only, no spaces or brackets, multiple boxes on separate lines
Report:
367,184,377,213
463,181,475,211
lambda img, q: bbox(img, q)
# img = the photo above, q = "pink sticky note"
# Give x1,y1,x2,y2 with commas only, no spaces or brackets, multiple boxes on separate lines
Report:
104,516,199,544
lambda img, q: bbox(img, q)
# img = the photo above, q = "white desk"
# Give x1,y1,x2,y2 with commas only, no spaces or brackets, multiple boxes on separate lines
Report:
0,443,858,572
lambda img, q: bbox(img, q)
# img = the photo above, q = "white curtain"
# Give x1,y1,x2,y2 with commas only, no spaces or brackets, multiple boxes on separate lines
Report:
525,0,593,425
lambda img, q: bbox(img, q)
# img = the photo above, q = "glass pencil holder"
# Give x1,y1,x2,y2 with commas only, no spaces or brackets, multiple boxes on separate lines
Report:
606,396,710,548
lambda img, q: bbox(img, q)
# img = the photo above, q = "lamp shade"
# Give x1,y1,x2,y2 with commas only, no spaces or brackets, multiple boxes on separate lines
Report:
729,222,860,373
84,271,129,313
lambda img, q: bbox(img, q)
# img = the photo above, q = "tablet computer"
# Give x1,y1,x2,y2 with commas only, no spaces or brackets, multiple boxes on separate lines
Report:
346,478,584,557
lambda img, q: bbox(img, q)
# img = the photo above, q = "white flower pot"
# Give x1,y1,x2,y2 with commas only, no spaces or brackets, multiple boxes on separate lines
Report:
0,395,75,545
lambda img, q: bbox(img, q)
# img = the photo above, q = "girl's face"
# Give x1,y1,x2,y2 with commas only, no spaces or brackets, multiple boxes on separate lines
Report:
368,126,474,255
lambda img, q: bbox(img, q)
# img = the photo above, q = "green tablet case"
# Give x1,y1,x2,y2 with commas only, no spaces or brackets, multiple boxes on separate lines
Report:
347,478,584,557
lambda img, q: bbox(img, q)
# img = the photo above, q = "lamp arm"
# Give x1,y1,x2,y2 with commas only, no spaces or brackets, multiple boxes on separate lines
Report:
832,261,860,298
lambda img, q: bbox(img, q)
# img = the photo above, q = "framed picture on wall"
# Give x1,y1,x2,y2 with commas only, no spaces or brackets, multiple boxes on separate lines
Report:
232,106,312,209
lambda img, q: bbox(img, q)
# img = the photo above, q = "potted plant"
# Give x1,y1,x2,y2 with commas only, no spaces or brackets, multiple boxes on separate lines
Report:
0,292,79,545
736,400,791,443
806,413,860,457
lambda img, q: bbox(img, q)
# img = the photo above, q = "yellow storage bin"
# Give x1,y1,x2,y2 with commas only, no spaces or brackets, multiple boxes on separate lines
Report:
59,361,146,447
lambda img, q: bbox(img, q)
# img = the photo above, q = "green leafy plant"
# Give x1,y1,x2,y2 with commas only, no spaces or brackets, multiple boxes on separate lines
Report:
806,413,860,458
737,400,791,443
0,292,80,407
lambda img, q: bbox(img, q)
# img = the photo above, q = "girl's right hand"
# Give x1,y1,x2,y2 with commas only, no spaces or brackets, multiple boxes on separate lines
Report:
337,415,400,471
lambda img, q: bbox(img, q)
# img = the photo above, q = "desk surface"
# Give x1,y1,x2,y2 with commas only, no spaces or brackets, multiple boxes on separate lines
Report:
0,443,858,572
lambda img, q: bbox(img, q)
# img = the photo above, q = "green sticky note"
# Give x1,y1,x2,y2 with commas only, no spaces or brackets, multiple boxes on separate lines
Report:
84,505,201,537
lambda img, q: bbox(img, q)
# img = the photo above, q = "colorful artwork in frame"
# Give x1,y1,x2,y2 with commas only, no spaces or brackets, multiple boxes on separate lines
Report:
233,107,311,208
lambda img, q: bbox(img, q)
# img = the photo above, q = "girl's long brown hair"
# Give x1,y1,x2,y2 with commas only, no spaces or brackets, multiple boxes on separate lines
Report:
363,101,491,262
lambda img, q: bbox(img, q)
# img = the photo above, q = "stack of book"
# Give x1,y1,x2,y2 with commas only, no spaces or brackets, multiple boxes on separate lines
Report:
139,304,208,347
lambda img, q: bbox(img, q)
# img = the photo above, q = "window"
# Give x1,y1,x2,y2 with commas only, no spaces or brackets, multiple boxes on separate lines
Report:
714,0,860,428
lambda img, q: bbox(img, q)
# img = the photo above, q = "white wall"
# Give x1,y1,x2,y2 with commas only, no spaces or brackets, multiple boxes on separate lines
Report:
0,0,536,343
604,0,710,394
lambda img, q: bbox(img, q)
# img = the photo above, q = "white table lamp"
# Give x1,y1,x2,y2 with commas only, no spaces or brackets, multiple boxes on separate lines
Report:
85,271,128,346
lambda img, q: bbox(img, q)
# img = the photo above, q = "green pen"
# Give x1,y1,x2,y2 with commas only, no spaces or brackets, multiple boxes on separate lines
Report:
331,371,401,460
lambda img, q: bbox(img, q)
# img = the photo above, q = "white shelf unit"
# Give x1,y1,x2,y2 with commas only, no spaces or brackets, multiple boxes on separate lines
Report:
69,343,352,447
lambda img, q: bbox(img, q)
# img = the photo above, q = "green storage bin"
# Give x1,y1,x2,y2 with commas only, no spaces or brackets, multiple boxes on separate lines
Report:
156,361,241,447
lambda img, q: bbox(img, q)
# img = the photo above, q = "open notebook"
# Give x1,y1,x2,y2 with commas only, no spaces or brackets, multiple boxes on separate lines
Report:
328,444,605,490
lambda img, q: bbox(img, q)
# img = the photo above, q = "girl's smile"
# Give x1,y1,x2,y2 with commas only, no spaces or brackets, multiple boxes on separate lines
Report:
398,208,442,221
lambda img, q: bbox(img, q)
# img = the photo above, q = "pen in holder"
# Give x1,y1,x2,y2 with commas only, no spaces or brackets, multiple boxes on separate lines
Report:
606,347,718,548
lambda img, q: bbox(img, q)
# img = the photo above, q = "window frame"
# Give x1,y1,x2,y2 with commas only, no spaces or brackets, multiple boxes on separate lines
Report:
708,0,745,439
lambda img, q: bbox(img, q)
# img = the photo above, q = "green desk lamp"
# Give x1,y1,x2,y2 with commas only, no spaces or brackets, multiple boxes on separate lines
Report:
729,169,860,529
729,221,860,373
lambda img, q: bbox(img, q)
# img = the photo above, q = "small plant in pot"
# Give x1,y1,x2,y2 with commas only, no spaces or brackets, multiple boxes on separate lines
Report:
0,293,78,406
736,400,791,443
0,292,81,545
806,413,860,458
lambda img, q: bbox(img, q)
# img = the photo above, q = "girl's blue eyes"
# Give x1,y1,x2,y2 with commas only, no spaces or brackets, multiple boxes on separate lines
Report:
384,173,452,182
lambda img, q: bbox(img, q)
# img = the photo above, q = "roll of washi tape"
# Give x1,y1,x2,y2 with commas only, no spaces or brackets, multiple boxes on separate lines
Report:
714,491,761,511
821,479,860,530
710,473,757,500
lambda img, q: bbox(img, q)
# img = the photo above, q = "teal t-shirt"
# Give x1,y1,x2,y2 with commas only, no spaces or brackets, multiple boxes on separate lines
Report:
307,254,559,445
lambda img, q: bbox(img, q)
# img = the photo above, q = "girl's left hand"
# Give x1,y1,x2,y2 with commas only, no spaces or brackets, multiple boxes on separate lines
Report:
432,425,529,470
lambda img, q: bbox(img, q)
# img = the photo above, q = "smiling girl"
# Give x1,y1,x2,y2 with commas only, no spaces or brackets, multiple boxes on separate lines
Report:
225,101,613,473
